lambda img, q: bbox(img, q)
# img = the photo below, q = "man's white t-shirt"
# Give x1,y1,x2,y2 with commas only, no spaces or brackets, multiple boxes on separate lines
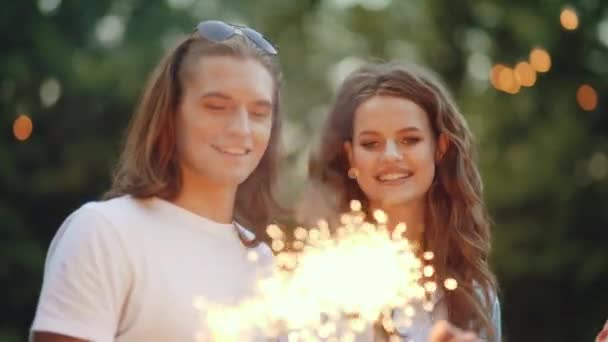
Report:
31,195,274,342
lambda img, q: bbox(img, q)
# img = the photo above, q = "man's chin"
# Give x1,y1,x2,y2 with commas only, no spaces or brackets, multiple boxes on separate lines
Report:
201,171,251,188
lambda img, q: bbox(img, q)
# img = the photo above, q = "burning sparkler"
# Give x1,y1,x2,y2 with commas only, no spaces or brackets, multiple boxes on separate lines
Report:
196,200,458,341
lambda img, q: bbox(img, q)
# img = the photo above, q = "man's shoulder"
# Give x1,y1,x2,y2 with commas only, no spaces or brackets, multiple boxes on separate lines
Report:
83,195,152,219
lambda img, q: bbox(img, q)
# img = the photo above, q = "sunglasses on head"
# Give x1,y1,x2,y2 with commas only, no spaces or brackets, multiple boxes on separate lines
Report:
195,20,278,55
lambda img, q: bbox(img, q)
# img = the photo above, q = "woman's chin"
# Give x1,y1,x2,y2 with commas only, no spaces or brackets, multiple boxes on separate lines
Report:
377,193,424,209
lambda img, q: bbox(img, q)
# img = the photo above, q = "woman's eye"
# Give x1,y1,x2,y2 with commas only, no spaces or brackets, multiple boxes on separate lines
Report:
361,141,379,149
402,137,421,144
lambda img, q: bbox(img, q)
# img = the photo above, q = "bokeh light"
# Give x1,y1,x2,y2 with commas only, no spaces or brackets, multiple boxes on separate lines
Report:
491,64,521,94
95,15,126,48
560,7,579,31
588,152,607,181
40,78,62,107
498,67,520,94
38,0,61,15
514,62,537,87
576,84,598,111
529,48,552,73
13,115,34,141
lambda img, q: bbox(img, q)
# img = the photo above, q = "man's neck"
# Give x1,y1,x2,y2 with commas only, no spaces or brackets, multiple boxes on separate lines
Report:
171,168,237,224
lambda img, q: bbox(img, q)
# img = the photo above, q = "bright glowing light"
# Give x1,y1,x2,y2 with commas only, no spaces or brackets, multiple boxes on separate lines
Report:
294,227,308,241
198,203,459,340
490,64,507,90
247,250,259,262
272,239,285,252
576,84,598,111
13,115,33,141
38,0,61,15
491,64,520,93
529,48,551,73
350,199,362,212
40,78,61,107
493,66,520,94
444,278,458,290
267,224,284,240
467,52,491,81
560,7,579,30
597,19,608,48
95,15,126,48
373,209,387,224
423,265,435,277
514,62,537,87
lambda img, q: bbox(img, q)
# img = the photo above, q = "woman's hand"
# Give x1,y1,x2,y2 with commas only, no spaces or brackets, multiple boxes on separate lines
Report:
429,320,479,342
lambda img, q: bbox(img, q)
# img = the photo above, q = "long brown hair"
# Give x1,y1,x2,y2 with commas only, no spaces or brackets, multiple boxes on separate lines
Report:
104,28,284,242
304,62,498,338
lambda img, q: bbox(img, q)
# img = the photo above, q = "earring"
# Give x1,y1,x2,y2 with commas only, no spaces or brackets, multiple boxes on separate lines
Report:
348,168,359,179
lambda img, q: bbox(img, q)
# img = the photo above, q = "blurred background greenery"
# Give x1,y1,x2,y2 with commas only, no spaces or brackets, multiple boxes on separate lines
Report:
1,0,607,341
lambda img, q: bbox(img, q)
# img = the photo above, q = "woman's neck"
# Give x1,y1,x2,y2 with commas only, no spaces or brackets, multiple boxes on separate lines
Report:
171,166,237,224
370,199,426,246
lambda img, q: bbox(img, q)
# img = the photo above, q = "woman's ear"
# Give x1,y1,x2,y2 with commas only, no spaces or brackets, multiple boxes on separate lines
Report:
435,133,449,162
344,140,354,167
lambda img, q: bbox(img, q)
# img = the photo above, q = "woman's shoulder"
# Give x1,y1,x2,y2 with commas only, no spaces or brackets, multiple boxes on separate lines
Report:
472,281,499,306
472,281,501,341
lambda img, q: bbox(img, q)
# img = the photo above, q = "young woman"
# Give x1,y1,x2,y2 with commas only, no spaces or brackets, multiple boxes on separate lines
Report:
31,20,283,342
302,62,501,341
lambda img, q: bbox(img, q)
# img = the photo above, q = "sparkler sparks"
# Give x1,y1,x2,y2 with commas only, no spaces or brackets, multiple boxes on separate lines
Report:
196,200,458,341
